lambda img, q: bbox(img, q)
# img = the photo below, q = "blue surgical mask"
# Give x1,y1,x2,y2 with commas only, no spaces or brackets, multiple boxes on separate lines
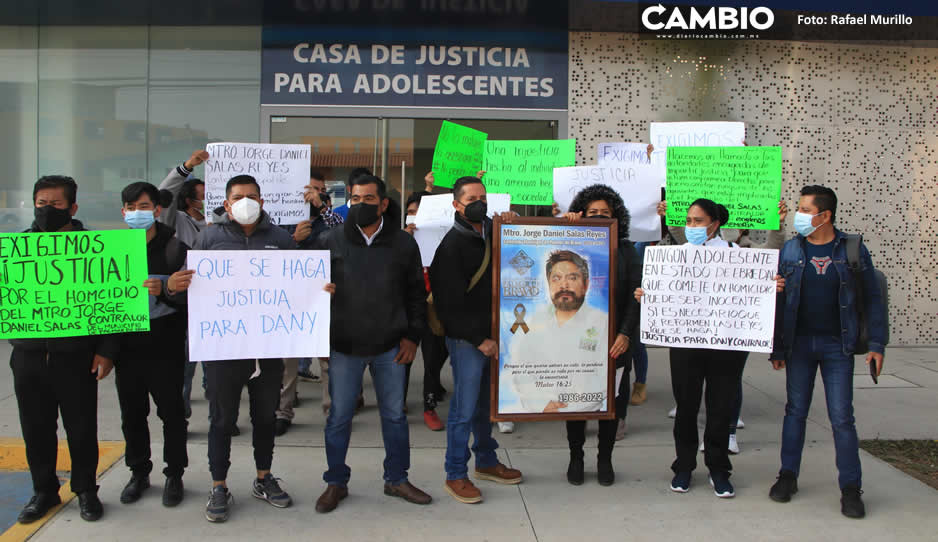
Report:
124,209,155,230
685,226,709,245
793,212,820,237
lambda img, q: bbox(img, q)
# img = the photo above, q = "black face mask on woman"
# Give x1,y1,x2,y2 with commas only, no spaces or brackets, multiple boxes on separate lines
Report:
34,205,72,232
462,200,487,223
349,202,380,227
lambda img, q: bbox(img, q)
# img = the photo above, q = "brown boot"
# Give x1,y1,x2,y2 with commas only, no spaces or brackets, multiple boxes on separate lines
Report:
444,479,482,504
630,382,647,405
384,481,432,505
475,463,523,485
315,485,348,513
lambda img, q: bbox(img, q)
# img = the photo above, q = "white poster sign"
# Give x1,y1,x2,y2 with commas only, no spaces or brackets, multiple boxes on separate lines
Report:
552,163,662,242
648,122,745,150
187,250,331,361
596,141,668,188
486,193,511,217
204,142,311,225
640,245,778,353
413,194,455,267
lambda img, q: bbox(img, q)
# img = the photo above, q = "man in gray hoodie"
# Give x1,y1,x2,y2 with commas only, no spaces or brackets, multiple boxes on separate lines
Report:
190,174,296,523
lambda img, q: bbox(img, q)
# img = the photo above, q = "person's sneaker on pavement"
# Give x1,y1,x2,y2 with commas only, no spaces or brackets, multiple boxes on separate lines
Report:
841,486,866,518
163,476,184,507
670,471,692,493
444,479,482,504
736,417,745,429
77,489,103,522
423,410,444,431
728,434,740,455
17,493,61,524
252,473,292,508
710,473,735,498
120,473,150,504
497,421,514,434
475,463,523,485
297,369,320,383
769,470,798,503
205,485,233,523
629,382,647,405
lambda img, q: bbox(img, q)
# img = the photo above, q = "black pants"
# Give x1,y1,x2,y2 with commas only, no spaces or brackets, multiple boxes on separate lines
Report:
11,347,99,495
615,364,631,421
566,419,618,460
204,358,284,482
404,330,449,412
670,347,747,476
115,348,188,478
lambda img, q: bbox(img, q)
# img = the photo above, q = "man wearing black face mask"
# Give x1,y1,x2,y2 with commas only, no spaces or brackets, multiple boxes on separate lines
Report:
430,176,523,504
311,175,431,513
9,176,118,524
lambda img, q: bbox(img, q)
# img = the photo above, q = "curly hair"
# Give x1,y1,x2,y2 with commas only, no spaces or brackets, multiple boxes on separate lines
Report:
568,184,630,240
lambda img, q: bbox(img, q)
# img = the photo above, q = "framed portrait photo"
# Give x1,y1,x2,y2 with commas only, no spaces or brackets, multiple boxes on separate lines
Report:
491,217,617,422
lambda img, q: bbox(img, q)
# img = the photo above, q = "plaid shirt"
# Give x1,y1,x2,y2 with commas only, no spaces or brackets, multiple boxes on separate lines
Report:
320,204,344,228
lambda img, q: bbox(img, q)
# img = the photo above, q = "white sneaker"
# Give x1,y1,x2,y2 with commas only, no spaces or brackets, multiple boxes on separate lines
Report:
699,440,705,452
497,422,514,434
615,419,627,441
728,434,740,455
667,407,677,418
736,418,745,429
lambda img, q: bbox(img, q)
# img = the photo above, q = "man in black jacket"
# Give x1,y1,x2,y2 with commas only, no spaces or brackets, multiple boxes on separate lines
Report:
114,182,194,507
10,175,117,523
313,175,431,513
191,175,295,523
429,176,523,505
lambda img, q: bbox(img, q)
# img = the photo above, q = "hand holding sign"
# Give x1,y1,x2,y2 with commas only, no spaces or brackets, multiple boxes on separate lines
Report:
168,269,195,293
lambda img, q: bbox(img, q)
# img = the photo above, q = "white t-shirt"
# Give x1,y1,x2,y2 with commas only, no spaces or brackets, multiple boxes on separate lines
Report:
506,303,608,413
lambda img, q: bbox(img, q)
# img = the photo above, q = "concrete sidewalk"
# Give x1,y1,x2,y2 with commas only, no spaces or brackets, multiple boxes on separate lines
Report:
1,344,936,541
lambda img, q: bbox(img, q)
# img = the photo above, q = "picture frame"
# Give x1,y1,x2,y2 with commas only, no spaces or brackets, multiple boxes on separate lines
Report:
490,216,618,422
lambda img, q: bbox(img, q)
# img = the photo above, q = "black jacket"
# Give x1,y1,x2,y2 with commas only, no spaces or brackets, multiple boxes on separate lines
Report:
614,238,642,369
119,222,189,356
429,214,492,347
314,216,426,356
192,211,296,251
9,219,120,360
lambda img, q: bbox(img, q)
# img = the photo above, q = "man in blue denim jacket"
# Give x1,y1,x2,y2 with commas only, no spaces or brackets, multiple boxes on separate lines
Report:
767,185,886,519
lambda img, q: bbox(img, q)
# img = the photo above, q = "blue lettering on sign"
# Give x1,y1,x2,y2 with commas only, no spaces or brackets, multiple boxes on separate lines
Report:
261,311,318,335
261,27,568,109
199,319,248,338
282,257,327,279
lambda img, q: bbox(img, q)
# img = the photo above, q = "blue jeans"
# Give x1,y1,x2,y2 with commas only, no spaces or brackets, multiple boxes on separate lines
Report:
298,357,312,374
632,339,648,384
780,335,861,489
324,347,410,487
444,338,499,480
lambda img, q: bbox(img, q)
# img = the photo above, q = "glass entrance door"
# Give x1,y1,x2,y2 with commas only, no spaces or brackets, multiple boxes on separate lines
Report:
269,116,559,217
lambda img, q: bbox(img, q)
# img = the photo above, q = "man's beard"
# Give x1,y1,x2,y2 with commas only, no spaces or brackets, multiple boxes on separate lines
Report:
552,290,585,312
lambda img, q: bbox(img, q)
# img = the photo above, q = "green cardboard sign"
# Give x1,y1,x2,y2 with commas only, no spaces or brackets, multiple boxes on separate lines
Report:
665,146,783,230
0,229,151,339
481,139,576,205
431,121,488,188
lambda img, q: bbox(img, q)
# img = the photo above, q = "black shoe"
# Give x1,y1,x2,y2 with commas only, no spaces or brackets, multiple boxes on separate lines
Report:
275,419,291,436
163,476,185,507
597,457,615,486
77,489,103,521
231,425,241,436
841,486,866,519
567,454,585,486
120,474,150,504
769,470,798,503
297,369,320,383
17,493,61,524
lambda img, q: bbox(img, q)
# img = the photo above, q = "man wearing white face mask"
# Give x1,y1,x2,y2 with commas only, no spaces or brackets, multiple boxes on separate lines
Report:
115,182,195,507
191,175,297,523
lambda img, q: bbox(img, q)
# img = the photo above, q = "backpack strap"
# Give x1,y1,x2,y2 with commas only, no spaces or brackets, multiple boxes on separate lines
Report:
467,235,491,292
845,233,862,272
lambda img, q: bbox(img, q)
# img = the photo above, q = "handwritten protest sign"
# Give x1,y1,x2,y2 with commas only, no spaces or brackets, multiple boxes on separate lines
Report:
0,230,149,339
431,121,488,189
665,146,782,230
486,193,511,217
639,245,778,353
553,162,662,242
649,121,745,149
482,139,576,205
204,142,311,226
597,141,667,187
187,250,330,361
